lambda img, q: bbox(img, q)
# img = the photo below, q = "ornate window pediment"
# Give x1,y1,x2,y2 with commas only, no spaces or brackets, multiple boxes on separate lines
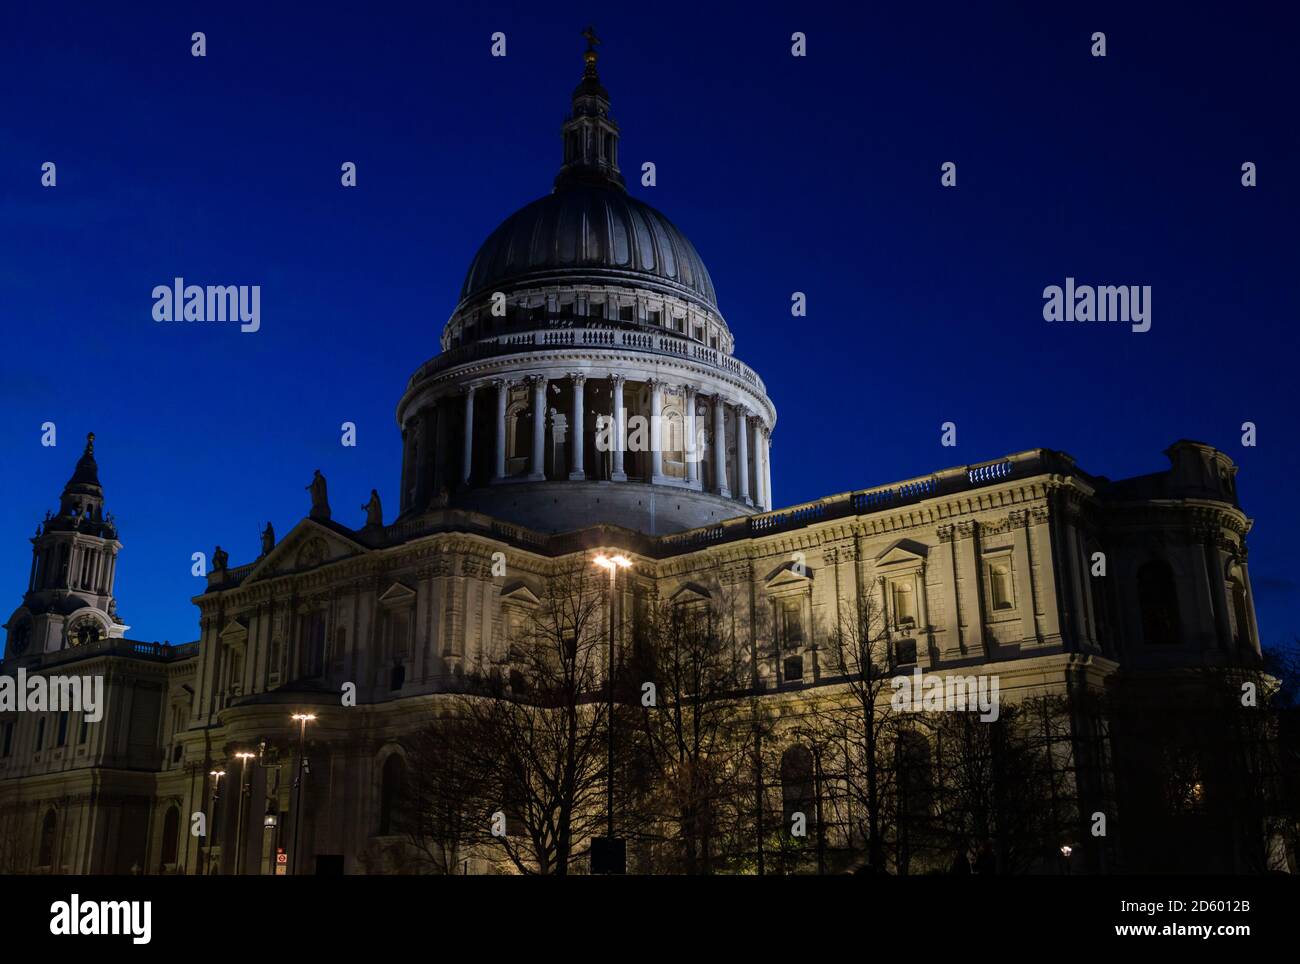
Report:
874,539,928,569
378,582,417,606
500,581,541,606
765,561,812,591
669,582,711,604
218,617,249,643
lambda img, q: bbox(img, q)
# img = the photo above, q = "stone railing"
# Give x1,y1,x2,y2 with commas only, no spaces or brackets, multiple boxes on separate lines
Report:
4,636,198,671
656,451,1058,554
407,321,766,395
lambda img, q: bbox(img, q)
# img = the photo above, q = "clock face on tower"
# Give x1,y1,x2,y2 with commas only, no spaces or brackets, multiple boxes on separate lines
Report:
67,617,102,648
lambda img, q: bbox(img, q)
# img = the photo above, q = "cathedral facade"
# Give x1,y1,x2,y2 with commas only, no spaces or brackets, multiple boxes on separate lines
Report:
0,45,1268,875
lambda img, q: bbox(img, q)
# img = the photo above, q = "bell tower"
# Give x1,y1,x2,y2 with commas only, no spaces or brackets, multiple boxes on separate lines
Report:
554,25,625,192
3,432,128,659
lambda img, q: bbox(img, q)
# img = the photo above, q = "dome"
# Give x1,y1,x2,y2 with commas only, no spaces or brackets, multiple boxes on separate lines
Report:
459,183,718,312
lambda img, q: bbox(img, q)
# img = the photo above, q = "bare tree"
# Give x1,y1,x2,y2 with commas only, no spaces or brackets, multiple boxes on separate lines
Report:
623,594,749,873
400,562,612,874
812,583,901,872
927,695,1077,874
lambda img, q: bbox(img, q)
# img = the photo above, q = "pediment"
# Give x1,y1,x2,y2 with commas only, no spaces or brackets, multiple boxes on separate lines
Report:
218,617,249,641
669,582,711,603
243,519,366,583
765,561,812,589
874,539,928,568
378,581,417,605
500,581,541,606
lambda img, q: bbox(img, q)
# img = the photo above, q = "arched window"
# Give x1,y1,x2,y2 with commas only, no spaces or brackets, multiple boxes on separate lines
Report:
1137,560,1181,645
896,730,933,821
160,806,180,866
780,745,815,829
379,754,406,836
892,581,916,627
664,411,685,466
38,809,57,867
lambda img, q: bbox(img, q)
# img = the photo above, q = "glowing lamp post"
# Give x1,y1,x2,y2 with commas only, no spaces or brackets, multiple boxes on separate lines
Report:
290,713,317,875
232,751,256,875
207,768,226,874
592,553,631,874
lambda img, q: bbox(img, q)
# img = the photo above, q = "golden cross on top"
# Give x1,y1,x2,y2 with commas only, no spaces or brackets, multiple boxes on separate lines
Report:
583,25,600,51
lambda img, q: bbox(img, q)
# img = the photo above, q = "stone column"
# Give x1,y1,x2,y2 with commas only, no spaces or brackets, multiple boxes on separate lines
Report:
611,375,627,481
461,384,475,484
1203,536,1233,651
684,387,699,487
568,374,586,480
713,395,730,497
736,405,751,505
1240,558,1262,653
955,521,984,656
752,418,765,509
762,430,773,509
493,379,508,481
529,375,547,481
649,378,664,483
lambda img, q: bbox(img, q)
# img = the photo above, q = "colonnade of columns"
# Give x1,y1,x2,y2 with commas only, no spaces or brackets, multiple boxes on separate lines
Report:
411,374,773,510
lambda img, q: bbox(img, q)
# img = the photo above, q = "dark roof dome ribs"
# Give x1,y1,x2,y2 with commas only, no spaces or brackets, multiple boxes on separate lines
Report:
454,30,719,315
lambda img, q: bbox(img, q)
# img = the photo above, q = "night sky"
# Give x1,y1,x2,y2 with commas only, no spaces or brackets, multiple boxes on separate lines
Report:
1,1,1295,649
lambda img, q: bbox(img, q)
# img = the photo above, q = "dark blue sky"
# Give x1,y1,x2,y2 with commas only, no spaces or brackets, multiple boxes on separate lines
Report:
1,1,1296,647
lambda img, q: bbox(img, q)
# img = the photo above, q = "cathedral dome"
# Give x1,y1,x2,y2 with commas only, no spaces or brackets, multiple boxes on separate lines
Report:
459,184,718,313
398,34,776,537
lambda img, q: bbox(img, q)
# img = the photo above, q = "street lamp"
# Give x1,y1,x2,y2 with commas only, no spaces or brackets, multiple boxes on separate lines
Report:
1060,844,1073,875
208,769,226,875
290,713,317,875
592,553,631,874
233,751,255,876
